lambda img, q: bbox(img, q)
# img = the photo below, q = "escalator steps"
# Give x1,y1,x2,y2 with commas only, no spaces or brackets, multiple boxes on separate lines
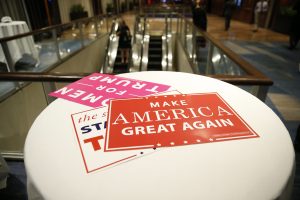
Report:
113,63,129,74
113,49,129,74
148,36,163,71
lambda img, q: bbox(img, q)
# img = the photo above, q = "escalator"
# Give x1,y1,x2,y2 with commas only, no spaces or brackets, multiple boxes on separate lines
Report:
195,35,208,74
102,16,174,74
113,49,129,74
147,35,163,71
102,19,134,74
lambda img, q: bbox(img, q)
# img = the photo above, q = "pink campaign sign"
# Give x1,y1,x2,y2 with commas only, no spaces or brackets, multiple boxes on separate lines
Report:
49,73,171,107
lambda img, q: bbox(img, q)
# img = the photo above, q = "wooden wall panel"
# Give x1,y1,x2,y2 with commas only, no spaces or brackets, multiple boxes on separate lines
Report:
211,0,224,16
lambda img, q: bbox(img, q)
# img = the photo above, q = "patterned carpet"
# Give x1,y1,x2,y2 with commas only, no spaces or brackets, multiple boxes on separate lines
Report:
0,161,27,200
224,40,300,141
224,40,300,200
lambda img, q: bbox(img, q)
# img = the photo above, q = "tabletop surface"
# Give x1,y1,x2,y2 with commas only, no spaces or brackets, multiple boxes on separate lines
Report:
24,71,295,200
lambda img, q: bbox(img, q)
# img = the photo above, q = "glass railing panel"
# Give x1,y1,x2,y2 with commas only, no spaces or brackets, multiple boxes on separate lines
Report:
105,17,115,35
192,30,208,74
138,17,145,33
96,17,106,36
131,17,144,71
239,85,256,94
177,18,247,76
179,18,185,46
0,79,76,157
0,53,9,72
147,16,165,35
184,22,194,60
0,81,49,157
79,20,97,46
0,82,17,102
33,31,60,72
209,45,246,76
238,85,267,100
174,13,271,101
57,23,83,59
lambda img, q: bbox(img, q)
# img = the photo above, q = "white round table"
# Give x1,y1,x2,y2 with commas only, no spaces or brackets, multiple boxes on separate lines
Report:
0,21,38,68
24,71,295,200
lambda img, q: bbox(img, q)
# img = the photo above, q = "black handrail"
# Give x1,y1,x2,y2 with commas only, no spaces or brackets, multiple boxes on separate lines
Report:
0,72,271,86
0,72,88,82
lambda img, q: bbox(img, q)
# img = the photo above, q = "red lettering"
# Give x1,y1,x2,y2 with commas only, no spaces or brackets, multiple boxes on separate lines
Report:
84,136,104,151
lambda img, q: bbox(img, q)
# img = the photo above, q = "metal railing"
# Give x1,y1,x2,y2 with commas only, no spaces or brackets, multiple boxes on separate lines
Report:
138,7,272,101
0,14,115,73
0,14,119,103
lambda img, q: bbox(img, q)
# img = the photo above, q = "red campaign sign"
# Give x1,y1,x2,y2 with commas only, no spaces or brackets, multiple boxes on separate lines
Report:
105,93,259,151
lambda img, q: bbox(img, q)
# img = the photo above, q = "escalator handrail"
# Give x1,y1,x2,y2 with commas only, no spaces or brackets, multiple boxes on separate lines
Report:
165,15,169,70
102,18,121,73
139,16,148,71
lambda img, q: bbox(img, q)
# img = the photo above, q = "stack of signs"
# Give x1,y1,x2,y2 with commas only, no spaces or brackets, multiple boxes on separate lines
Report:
70,90,178,173
50,73,259,173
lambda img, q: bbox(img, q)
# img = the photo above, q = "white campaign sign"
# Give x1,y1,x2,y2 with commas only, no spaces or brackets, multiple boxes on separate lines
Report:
71,106,156,173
